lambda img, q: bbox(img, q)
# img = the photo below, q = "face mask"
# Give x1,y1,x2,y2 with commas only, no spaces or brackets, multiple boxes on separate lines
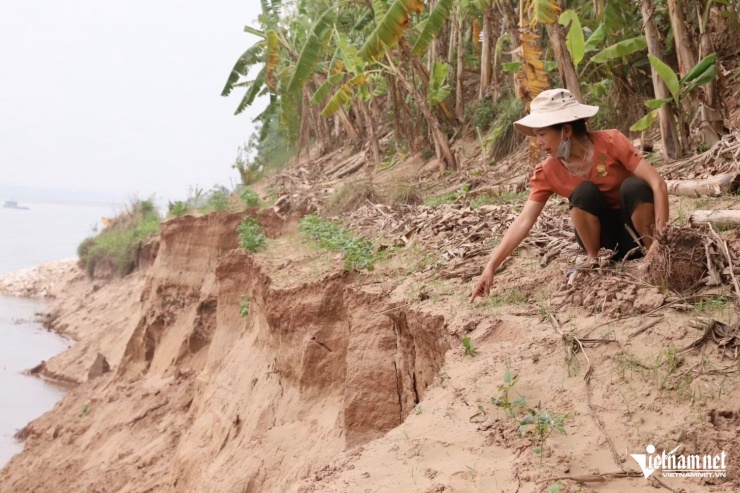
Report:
556,127,571,160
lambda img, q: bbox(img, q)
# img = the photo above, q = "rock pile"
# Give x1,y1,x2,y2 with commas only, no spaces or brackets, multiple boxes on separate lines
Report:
0,260,80,298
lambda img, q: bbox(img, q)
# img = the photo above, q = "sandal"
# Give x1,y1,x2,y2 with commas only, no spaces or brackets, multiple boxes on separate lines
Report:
564,259,599,277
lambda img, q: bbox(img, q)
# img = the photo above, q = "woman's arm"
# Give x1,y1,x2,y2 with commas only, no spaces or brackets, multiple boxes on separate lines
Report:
470,199,547,302
632,158,669,232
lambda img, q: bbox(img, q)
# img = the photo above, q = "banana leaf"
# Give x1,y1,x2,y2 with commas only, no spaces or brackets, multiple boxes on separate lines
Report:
591,36,646,64
648,54,679,103
680,53,716,84
411,0,455,57
559,10,584,67
310,73,345,105
630,109,659,132
359,0,425,62
287,10,337,93
221,42,265,97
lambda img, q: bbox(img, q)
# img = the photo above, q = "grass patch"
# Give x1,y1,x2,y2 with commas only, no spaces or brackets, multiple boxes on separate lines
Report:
424,184,470,206
387,182,422,206
78,199,161,277
299,213,377,271
325,180,381,215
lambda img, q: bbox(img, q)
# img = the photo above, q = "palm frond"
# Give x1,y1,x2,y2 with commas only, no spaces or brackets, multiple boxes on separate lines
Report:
311,73,345,105
336,31,365,74
235,67,267,115
287,10,337,93
321,74,367,118
411,0,454,57
372,0,387,21
359,0,425,62
244,26,266,38
352,10,374,32
221,42,266,97
528,0,560,27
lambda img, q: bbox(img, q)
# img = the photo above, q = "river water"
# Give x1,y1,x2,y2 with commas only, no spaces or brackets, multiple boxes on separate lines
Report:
0,200,115,467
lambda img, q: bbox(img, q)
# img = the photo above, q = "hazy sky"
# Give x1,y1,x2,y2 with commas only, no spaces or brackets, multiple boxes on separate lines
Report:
0,1,265,203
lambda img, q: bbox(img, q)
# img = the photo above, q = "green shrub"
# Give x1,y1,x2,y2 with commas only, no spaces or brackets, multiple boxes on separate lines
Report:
168,200,190,217
237,216,266,253
299,213,377,271
208,190,229,212
239,187,260,207
469,98,495,130
78,199,161,277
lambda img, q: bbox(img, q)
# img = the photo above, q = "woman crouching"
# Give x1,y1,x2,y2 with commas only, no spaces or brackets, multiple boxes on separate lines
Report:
470,88,669,302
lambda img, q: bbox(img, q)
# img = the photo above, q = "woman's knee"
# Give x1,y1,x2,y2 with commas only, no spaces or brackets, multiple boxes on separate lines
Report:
569,181,607,214
620,177,653,213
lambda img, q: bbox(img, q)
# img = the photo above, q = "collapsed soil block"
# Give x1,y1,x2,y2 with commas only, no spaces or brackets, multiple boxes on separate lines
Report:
644,226,706,294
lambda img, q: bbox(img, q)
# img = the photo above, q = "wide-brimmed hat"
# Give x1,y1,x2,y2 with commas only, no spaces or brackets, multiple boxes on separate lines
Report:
513,89,599,137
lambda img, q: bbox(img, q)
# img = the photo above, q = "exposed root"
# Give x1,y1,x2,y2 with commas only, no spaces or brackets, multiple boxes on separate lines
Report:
645,226,706,294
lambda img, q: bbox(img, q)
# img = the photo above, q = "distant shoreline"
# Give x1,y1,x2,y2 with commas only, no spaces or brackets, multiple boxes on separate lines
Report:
0,197,122,208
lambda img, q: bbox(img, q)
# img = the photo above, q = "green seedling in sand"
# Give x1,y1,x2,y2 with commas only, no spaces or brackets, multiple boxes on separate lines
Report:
490,369,527,418
461,337,478,356
79,402,90,418
519,408,571,463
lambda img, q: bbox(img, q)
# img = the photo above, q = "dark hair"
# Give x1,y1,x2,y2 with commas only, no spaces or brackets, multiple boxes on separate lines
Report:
551,118,589,137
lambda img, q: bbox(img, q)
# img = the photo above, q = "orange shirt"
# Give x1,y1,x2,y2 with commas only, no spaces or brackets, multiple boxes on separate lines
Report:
528,129,643,209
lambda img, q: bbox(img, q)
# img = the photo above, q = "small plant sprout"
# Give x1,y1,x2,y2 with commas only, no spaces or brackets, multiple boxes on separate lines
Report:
239,294,251,318
547,481,565,493
461,337,478,356
79,402,90,418
519,408,572,462
490,369,527,418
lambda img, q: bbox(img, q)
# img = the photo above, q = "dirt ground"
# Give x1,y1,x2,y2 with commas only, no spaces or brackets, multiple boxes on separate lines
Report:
1,135,739,493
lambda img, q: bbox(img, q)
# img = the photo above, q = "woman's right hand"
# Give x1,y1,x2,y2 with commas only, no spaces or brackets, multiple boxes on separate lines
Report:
469,264,495,303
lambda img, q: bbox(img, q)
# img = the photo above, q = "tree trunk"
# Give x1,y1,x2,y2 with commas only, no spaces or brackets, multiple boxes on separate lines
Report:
497,0,520,51
640,0,683,159
667,173,740,197
391,56,457,173
337,107,361,144
359,100,381,167
545,22,582,101
447,20,457,65
455,20,466,119
400,40,458,126
689,210,740,228
667,0,697,77
427,0,438,72
696,2,726,137
480,5,493,100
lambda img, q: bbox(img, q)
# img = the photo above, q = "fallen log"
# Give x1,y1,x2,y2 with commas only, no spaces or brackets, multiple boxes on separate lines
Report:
666,173,739,197
689,210,740,228
333,154,367,179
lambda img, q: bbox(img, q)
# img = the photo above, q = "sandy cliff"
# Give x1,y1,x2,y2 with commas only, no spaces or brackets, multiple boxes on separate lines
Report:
0,210,452,493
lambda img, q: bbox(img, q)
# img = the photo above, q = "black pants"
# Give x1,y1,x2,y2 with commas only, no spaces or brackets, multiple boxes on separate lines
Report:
569,177,654,260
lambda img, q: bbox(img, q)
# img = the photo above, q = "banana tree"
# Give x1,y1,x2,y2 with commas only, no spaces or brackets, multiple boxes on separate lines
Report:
630,53,719,150
639,0,682,159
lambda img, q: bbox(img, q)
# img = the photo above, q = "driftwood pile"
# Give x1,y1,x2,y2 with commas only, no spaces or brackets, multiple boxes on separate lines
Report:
661,131,740,181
